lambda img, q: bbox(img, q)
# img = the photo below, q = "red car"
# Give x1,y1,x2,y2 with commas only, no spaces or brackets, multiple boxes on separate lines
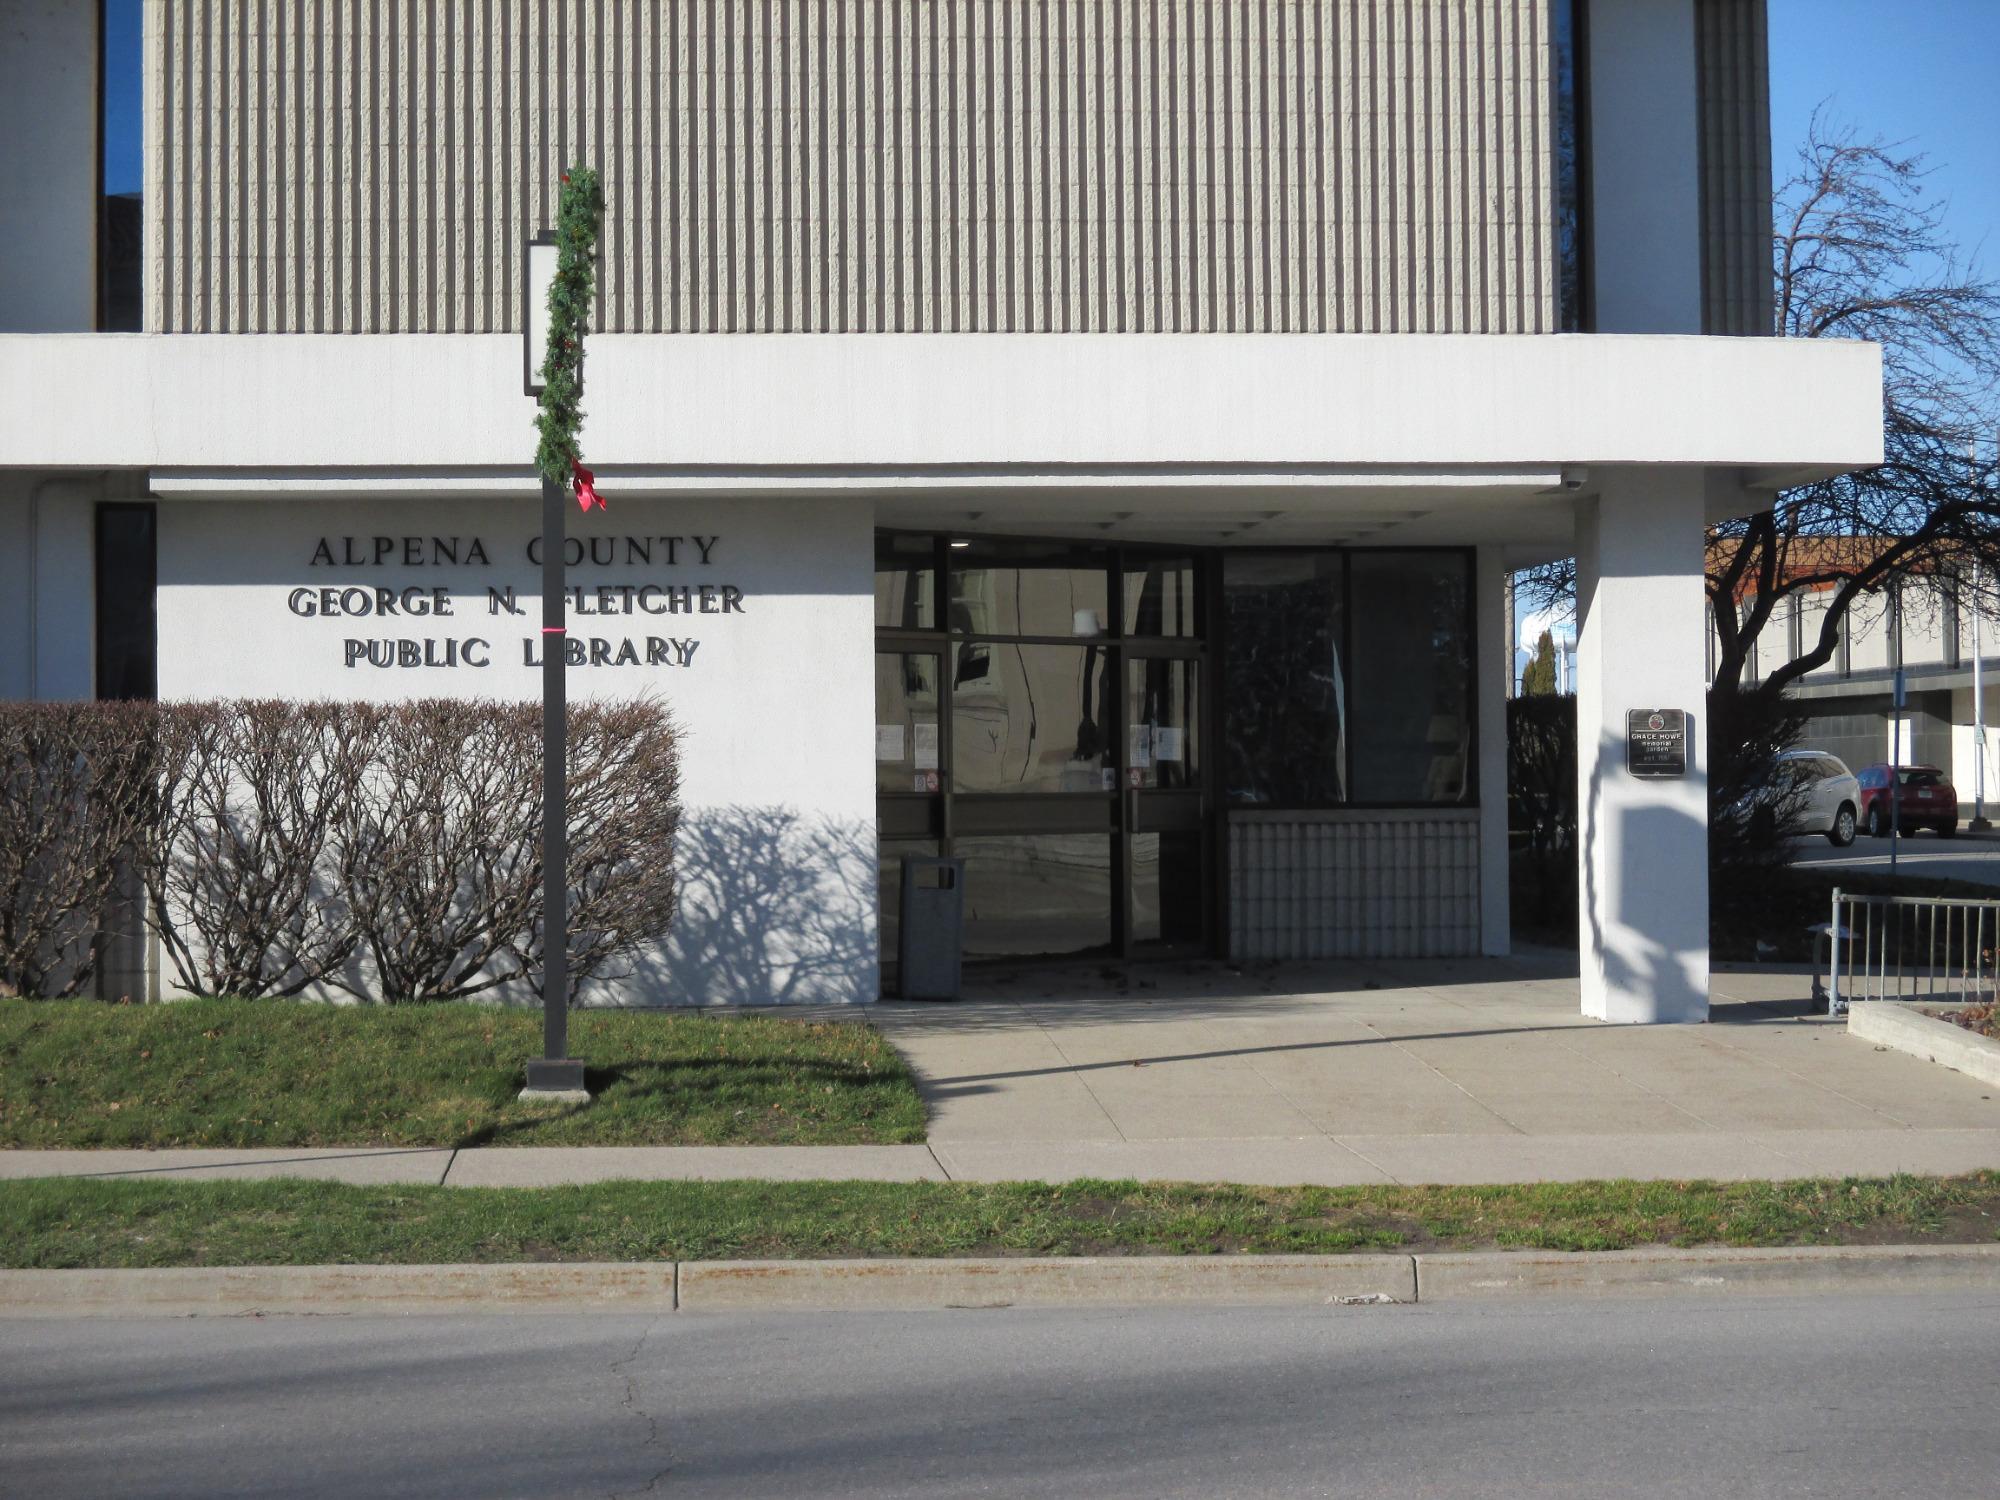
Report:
1854,763,1959,838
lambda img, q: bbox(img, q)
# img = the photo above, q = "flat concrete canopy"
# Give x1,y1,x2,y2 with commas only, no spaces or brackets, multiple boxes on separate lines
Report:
874,957,2000,1185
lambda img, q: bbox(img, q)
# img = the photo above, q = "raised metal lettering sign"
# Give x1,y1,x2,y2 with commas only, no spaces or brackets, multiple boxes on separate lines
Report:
1626,708,1688,778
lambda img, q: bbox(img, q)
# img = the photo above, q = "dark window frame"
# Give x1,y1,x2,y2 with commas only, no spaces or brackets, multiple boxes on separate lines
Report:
1555,0,1593,333
94,500,157,701
876,531,1481,815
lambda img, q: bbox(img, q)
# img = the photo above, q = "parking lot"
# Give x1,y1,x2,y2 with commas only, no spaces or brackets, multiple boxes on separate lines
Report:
1791,825,2000,888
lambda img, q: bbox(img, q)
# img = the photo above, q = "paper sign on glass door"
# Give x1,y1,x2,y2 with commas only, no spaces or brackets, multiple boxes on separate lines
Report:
1152,727,1185,762
1128,724,1153,768
875,725,906,762
913,723,940,770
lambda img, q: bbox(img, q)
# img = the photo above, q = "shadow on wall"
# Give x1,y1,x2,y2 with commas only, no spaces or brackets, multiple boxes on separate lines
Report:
1581,726,1710,1023
617,804,878,1007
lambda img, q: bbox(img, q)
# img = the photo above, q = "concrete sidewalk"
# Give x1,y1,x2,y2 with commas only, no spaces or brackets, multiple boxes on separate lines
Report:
874,955,2000,1185
8,956,1999,1188
13,1127,2000,1188
0,1145,948,1187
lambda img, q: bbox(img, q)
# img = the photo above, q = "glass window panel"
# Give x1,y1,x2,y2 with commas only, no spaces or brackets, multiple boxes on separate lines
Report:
95,504,156,701
1222,554,1346,805
100,0,144,331
1349,552,1474,804
1126,658,1200,790
1124,555,1200,638
952,643,1115,794
877,839,938,994
1131,831,1206,951
875,535,936,630
875,651,942,795
950,539,1111,639
958,834,1113,960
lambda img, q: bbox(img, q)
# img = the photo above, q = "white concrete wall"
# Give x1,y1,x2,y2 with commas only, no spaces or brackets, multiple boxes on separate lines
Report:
0,0,98,331
1574,469,1710,1023
1898,588,1953,668
0,472,101,700
1950,688,2000,816
154,495,880,1006
1796,590,1837,680
0,333,1887,477
1589,0,1704,334
1845,594,1893,673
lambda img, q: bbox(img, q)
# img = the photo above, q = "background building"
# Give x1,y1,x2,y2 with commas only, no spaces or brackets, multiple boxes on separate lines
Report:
1724,552,2000,813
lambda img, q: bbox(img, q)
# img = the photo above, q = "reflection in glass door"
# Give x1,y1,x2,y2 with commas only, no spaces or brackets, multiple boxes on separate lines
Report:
875,536,1213,982
1127,652,1206,954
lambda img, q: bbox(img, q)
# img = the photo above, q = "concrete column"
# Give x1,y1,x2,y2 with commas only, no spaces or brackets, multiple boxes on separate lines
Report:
0,0,99,331
1575,470,1710,1023
1476,546,1512,958
0,472,99,701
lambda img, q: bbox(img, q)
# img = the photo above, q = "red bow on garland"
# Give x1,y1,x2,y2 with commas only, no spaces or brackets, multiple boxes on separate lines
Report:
573,460,604,512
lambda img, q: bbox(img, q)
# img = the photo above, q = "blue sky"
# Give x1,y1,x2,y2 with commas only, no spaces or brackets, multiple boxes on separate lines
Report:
103,0,142,195
1769,0,2000,280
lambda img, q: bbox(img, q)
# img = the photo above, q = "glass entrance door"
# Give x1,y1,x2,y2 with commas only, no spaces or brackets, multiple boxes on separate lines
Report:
875,535,1214,987
1127,652,1206,953
1123,553,1208,955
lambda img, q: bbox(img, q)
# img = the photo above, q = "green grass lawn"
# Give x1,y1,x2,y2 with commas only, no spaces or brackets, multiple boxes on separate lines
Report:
3,1173,1996,1268
0,1000,926,1148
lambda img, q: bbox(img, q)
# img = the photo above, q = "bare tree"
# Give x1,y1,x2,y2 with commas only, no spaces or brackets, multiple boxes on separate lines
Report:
1710,113,2000,704
1517,114,2000,680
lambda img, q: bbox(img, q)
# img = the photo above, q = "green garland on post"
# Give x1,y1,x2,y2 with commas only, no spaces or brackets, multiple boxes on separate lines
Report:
533,167,606,489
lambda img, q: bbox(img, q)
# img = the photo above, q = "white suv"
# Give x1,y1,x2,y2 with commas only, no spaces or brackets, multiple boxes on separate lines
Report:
1768,750,1862,847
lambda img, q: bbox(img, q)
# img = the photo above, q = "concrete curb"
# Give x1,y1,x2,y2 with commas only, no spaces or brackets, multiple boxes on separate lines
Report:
0,1262,678,1319
676,1254,1416,1311
1848,1002,2000,1091
6,1243,2000,1318
1412,1243,2000,1301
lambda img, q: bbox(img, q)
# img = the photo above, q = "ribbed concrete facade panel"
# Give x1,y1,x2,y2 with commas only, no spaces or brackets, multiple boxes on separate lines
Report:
1696,0,1772,337
148,1,1560,334
1229,813,1480,959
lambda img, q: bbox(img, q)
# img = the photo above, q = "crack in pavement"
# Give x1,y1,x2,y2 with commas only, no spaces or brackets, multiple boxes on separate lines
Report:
607,1315,671,1499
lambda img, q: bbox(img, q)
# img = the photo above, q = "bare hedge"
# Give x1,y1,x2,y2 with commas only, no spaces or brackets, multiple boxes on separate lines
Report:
0,699,679,1002
0,702,159,998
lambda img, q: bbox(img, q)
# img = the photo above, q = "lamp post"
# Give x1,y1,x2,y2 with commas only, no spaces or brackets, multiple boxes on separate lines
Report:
520,175,603,1100
1975,556,1988,831
1974,440,1992,832
1891,666,1906,871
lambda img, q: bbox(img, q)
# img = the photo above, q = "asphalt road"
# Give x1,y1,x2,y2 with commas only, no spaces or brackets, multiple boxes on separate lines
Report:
5,1294,1998,1498
1792,827,2000,887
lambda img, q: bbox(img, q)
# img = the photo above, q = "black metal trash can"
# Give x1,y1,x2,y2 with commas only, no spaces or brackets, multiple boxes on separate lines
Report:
897,855,966,1000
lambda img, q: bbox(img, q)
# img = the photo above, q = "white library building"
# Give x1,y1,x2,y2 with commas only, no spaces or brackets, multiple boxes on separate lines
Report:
1,0,1881,1020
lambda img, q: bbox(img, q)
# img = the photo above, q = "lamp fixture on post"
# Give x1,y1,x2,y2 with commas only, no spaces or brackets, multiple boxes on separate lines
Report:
524,232,558,399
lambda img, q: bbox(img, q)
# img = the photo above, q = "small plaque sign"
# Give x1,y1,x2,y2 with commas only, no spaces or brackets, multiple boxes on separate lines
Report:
1626,709,1689,778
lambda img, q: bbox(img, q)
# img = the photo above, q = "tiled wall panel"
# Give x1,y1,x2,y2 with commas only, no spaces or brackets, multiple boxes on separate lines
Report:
148,0,1559,333
1229,812,1480,959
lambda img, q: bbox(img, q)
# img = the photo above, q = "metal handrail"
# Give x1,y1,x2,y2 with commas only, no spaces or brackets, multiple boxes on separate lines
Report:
1825,886,2000,1014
